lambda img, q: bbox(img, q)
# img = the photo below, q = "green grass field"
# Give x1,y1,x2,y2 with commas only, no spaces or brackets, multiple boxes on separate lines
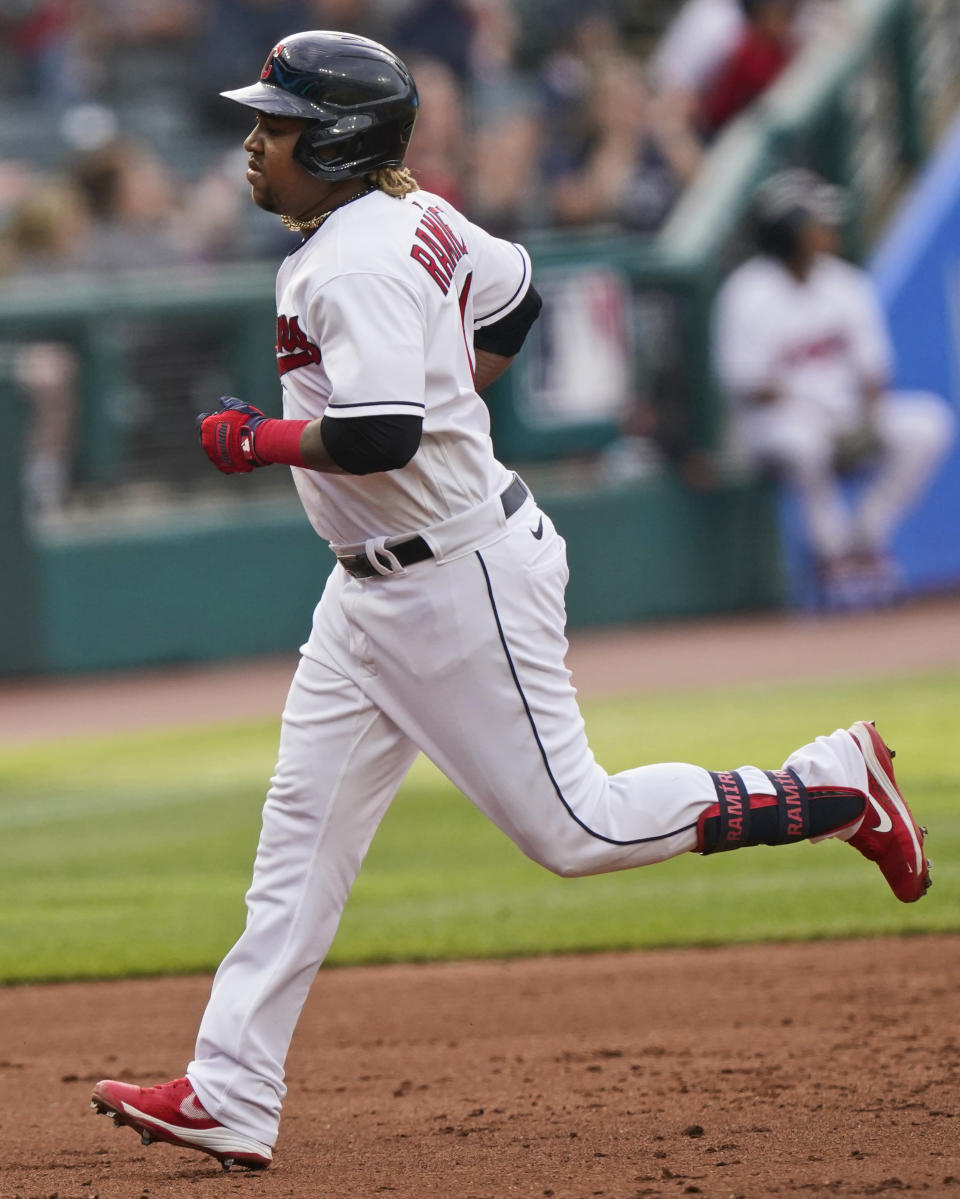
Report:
0,670,956,984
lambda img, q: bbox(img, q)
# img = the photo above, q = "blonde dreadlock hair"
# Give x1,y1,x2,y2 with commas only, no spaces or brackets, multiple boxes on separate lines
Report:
368,166,420,197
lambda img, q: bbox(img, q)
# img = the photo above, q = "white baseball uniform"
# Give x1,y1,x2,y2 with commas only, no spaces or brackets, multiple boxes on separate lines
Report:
714,251,955,561
185,189,874,1146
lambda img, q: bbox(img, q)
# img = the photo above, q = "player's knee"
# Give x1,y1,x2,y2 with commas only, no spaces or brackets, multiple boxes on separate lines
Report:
885,392,956,455
540,854,585,879
525,839,590,878
919,395,956,454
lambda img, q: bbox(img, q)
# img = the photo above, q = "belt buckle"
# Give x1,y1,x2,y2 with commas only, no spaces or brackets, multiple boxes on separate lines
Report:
337,553,370,579
338,543,405,579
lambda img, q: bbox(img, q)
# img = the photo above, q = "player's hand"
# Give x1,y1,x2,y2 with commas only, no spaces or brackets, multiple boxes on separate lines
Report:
197,396,268,474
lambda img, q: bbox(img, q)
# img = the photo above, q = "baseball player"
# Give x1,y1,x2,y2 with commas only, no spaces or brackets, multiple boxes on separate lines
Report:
714,167,955,606
91,34,932,1173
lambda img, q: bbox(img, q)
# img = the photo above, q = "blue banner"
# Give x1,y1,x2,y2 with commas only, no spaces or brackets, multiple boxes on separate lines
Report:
869,109,960,588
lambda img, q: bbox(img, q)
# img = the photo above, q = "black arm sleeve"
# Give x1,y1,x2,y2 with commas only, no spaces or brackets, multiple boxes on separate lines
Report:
473,285,543,357
320,412,423,475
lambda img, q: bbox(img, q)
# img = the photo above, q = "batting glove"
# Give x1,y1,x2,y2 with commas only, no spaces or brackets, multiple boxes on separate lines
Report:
197,396,268,474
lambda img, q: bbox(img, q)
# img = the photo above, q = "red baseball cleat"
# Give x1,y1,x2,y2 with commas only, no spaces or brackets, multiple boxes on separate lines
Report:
846,721,932,903
90,1077,272,1171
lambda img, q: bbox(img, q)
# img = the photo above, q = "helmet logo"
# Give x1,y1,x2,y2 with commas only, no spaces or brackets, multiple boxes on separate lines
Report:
261,43,284,80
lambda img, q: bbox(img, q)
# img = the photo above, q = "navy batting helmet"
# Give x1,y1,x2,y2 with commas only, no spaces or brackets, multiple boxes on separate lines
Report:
751,167,848,261
221,31,419,182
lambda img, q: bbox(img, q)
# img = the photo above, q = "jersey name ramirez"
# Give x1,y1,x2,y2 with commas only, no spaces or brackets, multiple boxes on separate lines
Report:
409,205,468,294
276,314,321,377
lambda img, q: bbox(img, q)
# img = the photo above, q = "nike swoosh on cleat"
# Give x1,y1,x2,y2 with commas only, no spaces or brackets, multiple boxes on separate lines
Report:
866,794,893,834
531,517,544,539
179,1094,210,1121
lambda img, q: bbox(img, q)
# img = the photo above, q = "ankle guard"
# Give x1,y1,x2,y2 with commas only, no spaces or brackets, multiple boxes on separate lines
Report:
697,768,866,854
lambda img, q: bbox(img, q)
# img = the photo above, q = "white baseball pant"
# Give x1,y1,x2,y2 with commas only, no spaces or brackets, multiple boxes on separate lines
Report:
187,497,870,1144
738,390,955,560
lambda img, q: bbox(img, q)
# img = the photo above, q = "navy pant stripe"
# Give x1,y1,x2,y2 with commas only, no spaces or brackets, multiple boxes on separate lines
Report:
475,550,697,847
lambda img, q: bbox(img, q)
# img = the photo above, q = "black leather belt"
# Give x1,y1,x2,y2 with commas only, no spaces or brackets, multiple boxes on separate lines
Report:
337,475,529,579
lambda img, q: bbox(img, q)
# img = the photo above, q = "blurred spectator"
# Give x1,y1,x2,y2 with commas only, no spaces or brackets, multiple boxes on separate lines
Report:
403,56,470,209
68,136,251,269
700,0,798,136
650,0,745,107
0,176,89,277
84,0,199,39
0,180,90,512
74,1,202,120
189,0,314,131
0,160,38,220
0,2,738,247
539,9,621,123
469,104,543,236
77,0,201,60
713,168,956,607
465,0,544,235
546,52,702,234
392,0,475,81
0,0,88,104
69,139,188,271
13,339,78,514
67,138,249,485
307,0,374,21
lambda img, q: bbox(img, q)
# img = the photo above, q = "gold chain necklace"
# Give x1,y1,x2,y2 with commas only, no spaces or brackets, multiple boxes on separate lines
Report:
280,210,332,233
280,186,377,234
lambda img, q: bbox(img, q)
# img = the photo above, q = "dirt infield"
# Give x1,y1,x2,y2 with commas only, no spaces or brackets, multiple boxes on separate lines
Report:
1,594,958,1197
3,938,958,1198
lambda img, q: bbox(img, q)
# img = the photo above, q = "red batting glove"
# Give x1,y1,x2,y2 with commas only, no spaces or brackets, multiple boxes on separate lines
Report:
197,396,267,474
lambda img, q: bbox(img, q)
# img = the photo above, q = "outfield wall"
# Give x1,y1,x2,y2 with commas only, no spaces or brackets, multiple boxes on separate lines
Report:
31,477,782,674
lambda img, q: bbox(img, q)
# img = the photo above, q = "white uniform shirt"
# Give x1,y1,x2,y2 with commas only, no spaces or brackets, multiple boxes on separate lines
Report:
273,188,531,546
713,252,893,436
